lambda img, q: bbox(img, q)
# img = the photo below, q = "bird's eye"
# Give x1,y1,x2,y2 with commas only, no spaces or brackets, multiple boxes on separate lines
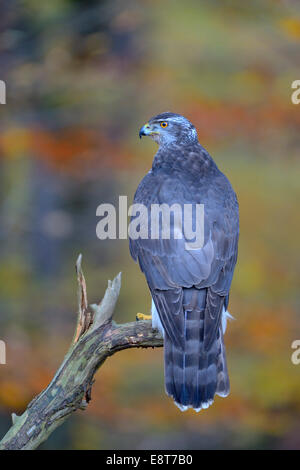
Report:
160,122,168,128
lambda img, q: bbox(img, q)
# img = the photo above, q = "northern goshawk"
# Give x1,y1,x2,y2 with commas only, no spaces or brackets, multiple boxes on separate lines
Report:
129,112,239,411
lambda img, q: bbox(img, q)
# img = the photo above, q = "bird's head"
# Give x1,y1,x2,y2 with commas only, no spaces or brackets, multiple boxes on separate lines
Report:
139,112,198,146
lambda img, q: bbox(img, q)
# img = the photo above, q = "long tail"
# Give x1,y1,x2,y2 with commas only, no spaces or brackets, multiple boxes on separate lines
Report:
164,288,230,411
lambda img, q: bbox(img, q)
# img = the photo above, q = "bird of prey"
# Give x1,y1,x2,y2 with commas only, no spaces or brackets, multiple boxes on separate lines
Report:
129,112,239,412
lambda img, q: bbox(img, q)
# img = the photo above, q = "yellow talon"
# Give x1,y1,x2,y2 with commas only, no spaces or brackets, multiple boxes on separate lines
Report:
136,313,152,321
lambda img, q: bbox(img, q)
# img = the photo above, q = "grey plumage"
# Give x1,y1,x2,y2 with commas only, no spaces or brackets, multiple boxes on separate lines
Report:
130,112,239,411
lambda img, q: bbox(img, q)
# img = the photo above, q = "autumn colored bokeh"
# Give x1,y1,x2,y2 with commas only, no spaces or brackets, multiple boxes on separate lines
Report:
0,0,300,450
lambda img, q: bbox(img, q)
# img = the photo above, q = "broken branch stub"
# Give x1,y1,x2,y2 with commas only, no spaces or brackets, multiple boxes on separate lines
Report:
73,254,93,342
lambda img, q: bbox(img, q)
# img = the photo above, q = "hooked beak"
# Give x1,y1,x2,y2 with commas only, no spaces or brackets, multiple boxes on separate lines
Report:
139,123,151,139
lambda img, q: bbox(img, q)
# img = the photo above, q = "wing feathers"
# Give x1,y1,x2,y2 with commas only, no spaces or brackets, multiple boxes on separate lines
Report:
130,145,239,410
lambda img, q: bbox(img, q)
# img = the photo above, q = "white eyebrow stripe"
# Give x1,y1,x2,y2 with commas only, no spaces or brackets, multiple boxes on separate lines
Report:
165,117,187,124
156,117,183,123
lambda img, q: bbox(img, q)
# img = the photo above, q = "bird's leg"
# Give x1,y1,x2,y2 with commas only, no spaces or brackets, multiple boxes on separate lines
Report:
136,312,152,321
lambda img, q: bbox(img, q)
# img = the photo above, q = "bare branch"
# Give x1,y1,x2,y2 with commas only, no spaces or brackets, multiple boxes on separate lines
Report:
0,257,163,451
73,254,92,343
90,272,122,330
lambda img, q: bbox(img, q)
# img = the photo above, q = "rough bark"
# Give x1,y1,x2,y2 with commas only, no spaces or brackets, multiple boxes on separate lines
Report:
0,256,163,450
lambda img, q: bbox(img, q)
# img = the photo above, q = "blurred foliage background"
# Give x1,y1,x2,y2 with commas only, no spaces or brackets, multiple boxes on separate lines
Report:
0,0,300,450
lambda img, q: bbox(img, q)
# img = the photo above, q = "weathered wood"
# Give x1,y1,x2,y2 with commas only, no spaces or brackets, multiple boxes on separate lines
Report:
0,257,163,450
